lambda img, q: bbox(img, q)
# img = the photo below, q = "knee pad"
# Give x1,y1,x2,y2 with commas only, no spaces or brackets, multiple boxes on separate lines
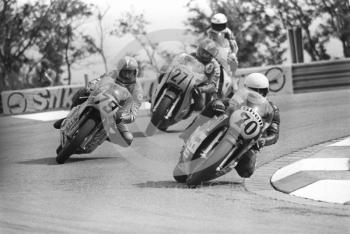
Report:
121,131,133,146
236,168,254,178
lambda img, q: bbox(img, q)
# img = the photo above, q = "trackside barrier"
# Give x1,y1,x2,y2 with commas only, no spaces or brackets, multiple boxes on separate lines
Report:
1,85,84,115
0,78,157,115
2,59,348,114
292,58,350,93
0,67,292,114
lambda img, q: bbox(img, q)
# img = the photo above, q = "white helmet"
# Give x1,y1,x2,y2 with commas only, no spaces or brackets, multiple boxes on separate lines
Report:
244,73,269,97
211,13,227,32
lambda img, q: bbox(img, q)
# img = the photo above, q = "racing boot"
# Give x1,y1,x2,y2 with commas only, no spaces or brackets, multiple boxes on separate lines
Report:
53,118,65,129
117,123,133,146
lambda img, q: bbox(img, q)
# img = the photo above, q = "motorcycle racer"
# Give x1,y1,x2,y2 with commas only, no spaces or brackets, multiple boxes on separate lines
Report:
189,37,221,112
182,73,280,178
53,56,143,146
207,13,239,76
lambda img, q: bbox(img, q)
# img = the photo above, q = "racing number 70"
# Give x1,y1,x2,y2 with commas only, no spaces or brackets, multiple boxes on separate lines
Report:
240,112,259,136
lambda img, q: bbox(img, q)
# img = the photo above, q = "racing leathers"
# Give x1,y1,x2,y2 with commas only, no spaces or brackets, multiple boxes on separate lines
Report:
190,52,221,112
207,27,239,76
69,73,143,145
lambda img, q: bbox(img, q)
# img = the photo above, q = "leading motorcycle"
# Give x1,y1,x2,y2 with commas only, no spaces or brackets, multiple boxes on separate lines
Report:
173,87,273,186
56,77,132,164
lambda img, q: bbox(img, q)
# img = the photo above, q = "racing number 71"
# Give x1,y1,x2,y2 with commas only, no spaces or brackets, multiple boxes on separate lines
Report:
169,67,189,85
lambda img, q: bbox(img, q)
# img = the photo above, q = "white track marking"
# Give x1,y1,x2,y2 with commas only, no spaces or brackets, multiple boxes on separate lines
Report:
271,158,350,182
291,180,350,204
11,102,151,122
328,137,350,147
13,110,69,121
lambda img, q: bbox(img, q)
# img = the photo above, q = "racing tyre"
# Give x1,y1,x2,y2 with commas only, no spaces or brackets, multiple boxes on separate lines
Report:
173,163,188,183
151,96,174,131
56,118,96,164
186,135,233,187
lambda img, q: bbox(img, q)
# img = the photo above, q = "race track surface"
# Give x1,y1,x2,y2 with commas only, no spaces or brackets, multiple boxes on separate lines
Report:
0,89,350,233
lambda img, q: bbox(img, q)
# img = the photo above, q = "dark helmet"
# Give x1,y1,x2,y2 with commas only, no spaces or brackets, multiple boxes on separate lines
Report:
116,56,138,84
196,38,218,64
211,13,228,32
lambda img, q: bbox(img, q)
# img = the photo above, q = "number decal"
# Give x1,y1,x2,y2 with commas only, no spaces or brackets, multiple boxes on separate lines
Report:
102,100,118,114
169,67,189,85
95,93,119,114
229,109,261,139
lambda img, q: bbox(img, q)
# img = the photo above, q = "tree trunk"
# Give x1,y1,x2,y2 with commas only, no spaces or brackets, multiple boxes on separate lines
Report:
65,26,72,85
343,39,350,57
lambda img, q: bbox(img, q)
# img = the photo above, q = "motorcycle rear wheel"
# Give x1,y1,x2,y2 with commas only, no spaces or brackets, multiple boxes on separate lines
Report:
56,118,96,164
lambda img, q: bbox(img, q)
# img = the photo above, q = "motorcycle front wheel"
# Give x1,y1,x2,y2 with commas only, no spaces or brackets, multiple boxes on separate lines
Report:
56,118,96,164
150,95,174,131
186,137,233,187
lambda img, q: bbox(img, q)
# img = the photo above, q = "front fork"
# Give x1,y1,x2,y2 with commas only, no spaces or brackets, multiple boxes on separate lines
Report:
165,96,180,120
80,122,105,150
216,135,256,173
152,87,181,120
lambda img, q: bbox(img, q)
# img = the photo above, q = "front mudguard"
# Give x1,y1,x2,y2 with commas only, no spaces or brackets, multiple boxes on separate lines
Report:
178,115,229,177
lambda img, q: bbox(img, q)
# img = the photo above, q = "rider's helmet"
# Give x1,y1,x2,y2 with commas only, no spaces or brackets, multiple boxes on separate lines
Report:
244,73,269,97
116,56,138,85
196,38,218,64
211,13,228,32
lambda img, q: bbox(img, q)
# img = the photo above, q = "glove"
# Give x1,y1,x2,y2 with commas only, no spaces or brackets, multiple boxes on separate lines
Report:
211,99,226,113
114,110,124,124
252,138,265,151
121,114,135,124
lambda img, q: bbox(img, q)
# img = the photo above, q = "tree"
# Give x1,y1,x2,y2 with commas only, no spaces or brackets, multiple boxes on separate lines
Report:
82,5,111,74
111,9,162,73
0,0,96,90
315,0,350,57
270,0,350,60
187,0,349,65
47,0,95,85
271,0,331,61
186,0,287,67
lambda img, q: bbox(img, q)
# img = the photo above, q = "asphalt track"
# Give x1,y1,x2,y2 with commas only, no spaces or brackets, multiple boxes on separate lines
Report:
0,89,349,233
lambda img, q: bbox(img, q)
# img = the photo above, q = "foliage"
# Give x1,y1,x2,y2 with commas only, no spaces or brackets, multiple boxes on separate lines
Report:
82,5,110,73
186,0,350,66
0,0,96,90
111,9,187,76
186,0,287,67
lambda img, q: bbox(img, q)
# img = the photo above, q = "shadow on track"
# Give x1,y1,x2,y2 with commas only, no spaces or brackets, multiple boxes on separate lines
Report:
134,180,243,189
134,181,187,189
17,157,116,165
132,129,183,138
